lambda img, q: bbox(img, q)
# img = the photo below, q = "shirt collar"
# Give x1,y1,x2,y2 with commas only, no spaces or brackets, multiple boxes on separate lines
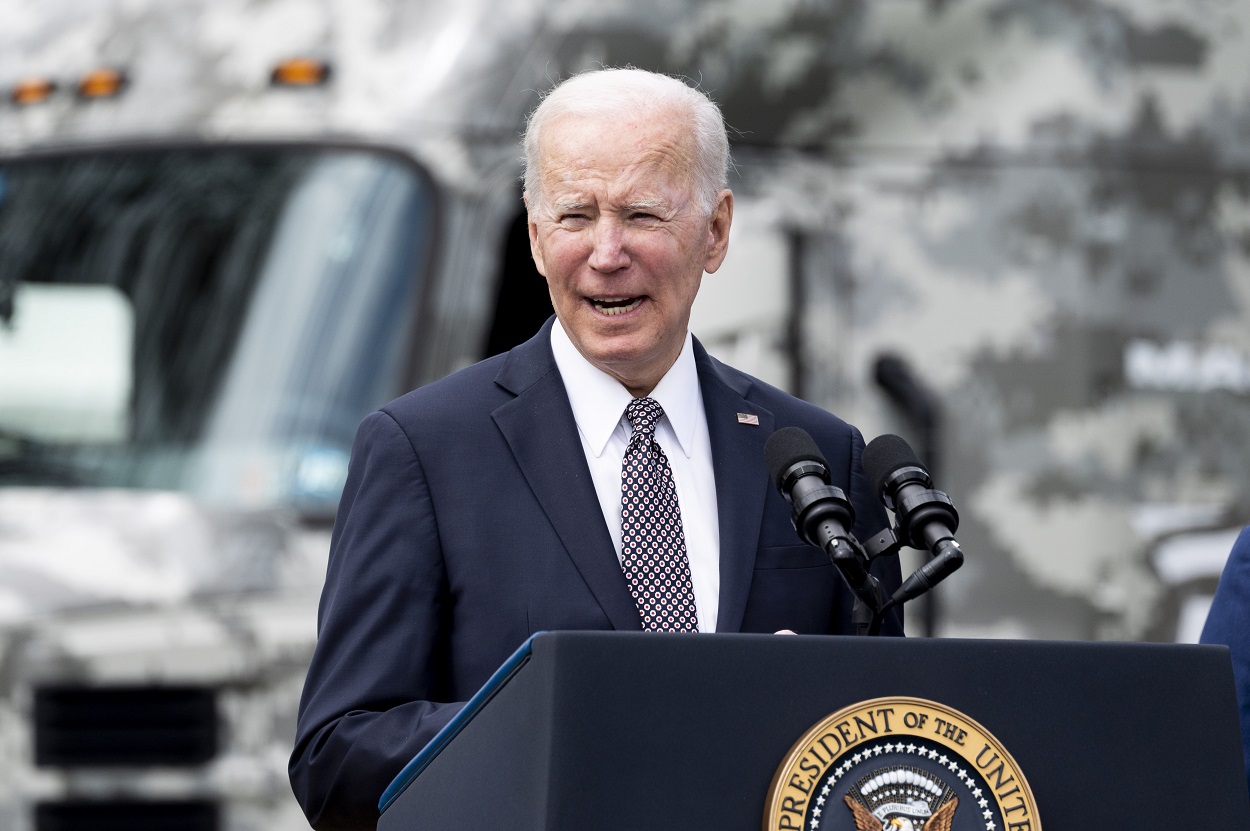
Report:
550,318,700,459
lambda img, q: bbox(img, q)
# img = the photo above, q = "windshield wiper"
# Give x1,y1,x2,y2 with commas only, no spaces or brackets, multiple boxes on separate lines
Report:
0,170,12,326
0,430,84,486
0,270,13,326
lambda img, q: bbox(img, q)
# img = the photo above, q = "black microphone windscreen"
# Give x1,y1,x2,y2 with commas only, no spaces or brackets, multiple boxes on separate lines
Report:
764,426,827,491
862,434,927,498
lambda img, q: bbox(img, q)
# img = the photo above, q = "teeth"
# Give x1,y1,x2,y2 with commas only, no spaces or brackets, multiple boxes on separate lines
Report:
592,297,642,316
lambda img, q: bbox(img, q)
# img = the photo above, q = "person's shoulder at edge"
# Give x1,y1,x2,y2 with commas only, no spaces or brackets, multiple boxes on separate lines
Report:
1202,526,1250,641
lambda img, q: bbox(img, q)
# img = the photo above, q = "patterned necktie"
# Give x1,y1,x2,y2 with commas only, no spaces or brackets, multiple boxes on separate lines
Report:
619,397,699,632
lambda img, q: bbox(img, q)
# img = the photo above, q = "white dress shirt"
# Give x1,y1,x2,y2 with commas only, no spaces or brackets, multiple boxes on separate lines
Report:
550,320,721,633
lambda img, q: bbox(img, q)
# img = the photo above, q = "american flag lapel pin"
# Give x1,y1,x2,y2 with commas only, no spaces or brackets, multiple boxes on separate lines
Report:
736,412,760,426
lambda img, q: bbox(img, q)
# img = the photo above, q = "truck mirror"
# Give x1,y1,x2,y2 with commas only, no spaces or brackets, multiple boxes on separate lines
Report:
0,283,134,444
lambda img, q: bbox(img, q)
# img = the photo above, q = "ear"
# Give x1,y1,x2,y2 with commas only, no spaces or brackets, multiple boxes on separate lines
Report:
524,193,548,277
702,189,734,274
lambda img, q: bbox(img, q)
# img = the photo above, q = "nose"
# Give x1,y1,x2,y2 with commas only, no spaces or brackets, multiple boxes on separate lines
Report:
587,218,630,273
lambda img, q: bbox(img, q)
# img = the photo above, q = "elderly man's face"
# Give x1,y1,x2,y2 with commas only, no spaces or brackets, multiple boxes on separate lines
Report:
527,109,732,396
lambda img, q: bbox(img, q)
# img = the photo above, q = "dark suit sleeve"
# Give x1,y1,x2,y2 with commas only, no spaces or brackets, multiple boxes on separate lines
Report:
289,410,461,830
1200,526,1250,799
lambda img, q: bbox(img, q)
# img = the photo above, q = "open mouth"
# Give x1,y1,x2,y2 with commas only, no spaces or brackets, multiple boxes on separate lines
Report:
590,296,643,316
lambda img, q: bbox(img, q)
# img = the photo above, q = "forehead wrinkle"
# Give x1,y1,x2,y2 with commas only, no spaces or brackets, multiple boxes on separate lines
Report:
536,117,699,215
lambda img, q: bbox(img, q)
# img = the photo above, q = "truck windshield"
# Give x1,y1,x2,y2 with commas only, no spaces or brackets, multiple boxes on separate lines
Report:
0,146,435,516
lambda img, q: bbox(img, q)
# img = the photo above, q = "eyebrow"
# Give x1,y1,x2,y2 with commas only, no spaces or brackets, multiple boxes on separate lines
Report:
622,197,667,213
552,197,593,213
549,196,671,215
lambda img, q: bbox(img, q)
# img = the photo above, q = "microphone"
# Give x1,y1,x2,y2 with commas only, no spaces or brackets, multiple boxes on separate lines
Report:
861,434,964,603
764,427,883,625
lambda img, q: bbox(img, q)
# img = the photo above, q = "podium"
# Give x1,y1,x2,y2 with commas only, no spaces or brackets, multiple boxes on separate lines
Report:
378,631,1250,830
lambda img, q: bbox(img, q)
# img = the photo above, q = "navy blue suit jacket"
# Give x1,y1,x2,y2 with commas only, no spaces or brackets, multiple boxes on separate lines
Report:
1201,526,1250,799
289,319,902,829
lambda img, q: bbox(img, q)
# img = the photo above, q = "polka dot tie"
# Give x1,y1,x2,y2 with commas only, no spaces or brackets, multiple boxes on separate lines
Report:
619,397,699,633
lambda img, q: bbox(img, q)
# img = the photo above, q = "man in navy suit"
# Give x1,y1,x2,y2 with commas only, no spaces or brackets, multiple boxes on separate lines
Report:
289,68,903,830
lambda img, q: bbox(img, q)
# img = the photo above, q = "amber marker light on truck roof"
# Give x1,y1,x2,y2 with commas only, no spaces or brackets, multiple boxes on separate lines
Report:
10,77,58,106
270,58,332,87
77,68,128,99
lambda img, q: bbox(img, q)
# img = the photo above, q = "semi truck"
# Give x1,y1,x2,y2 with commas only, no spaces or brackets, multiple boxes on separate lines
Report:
3,0,1250,828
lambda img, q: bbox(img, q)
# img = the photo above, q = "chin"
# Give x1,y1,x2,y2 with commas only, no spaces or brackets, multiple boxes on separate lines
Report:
588,349,645,377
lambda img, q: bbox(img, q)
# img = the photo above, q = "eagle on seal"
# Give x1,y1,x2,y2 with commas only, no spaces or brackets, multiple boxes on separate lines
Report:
844,794,958,831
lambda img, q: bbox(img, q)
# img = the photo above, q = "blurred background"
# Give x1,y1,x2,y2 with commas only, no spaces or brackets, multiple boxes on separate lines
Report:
2,0,1250,828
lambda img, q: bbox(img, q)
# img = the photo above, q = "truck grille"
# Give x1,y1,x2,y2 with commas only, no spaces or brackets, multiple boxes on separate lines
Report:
34,685,217,767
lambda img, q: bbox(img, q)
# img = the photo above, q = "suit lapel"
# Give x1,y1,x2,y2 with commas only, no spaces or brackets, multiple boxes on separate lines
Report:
491,321,642,631
695,341,774,633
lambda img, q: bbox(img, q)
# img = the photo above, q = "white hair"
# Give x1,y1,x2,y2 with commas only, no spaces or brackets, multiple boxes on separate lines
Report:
522,68,730,216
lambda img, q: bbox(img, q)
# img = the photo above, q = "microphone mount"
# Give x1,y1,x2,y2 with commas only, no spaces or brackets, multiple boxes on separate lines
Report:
878,465,958,553
861,434,966,627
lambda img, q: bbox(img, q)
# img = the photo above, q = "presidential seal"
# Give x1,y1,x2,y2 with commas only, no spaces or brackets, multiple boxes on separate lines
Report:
764,697,1039,831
